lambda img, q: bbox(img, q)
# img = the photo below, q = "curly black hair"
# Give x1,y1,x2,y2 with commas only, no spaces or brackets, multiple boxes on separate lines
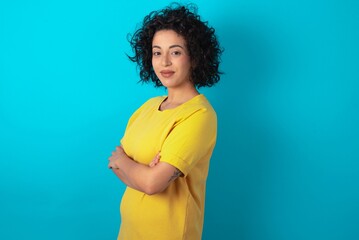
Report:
127,3,223,88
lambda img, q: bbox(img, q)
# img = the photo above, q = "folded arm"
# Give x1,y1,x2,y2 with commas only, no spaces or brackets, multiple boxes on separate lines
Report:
108,146,182,195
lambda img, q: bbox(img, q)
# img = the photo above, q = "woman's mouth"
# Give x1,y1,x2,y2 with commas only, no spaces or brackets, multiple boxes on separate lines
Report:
160,70,175,78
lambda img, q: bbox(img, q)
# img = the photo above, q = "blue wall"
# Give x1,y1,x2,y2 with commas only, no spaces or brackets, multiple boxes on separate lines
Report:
1,0,358,239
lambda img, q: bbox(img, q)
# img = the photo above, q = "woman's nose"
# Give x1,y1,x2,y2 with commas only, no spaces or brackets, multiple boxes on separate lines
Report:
161,53,171,66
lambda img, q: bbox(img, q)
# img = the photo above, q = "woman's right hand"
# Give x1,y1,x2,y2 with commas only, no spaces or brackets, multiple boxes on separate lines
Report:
149,152,161,167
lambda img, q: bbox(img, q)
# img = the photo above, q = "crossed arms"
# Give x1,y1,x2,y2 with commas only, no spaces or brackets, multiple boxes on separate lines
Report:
108,146,183,195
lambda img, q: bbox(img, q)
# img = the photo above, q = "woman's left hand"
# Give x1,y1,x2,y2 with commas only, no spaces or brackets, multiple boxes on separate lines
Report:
108,146,126,170
149,152,161,167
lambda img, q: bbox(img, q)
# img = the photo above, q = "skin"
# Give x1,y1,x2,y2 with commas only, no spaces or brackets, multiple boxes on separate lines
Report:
108,30,199,195
152,30,199,109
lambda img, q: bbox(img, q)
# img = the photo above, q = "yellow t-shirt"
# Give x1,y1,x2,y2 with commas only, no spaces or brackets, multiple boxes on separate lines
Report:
118,94,217,240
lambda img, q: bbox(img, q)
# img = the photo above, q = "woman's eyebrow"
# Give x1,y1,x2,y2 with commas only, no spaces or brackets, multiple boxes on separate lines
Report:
152,45,184,49
169,44,184,49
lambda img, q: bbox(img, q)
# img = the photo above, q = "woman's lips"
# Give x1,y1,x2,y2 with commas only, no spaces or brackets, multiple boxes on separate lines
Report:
160,70,175,78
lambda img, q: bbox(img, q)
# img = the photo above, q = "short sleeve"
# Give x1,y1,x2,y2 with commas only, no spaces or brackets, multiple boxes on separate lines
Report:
159,108,217,176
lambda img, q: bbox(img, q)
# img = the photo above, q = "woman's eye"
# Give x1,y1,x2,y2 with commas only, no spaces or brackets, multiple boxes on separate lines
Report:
153,52,161,56
171,51,181,56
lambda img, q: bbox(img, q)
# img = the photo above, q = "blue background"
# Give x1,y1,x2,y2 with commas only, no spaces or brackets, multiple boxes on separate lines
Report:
1,0,358,239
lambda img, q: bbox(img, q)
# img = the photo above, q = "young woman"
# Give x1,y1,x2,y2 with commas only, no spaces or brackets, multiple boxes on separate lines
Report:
108,3,223,239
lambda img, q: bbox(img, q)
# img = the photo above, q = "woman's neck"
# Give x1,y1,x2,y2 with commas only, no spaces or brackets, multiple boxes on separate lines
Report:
166,85,199,105
160,85,199,111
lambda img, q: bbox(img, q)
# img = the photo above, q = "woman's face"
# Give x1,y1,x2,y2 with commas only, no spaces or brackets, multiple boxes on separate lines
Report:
152,30,192,89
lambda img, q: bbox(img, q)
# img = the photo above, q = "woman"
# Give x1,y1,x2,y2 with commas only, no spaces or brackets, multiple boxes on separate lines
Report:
108,3,222,240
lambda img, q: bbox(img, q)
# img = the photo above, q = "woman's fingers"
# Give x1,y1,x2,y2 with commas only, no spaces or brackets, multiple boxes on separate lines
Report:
149,153,161,167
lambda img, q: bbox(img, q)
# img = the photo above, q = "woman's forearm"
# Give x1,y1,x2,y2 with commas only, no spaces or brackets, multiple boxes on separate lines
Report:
111,154,153,193
109,146,180,195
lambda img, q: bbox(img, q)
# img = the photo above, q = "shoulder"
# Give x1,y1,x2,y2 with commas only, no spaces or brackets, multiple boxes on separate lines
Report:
183,94,216,118
175,95,217,127
197,94,216,115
